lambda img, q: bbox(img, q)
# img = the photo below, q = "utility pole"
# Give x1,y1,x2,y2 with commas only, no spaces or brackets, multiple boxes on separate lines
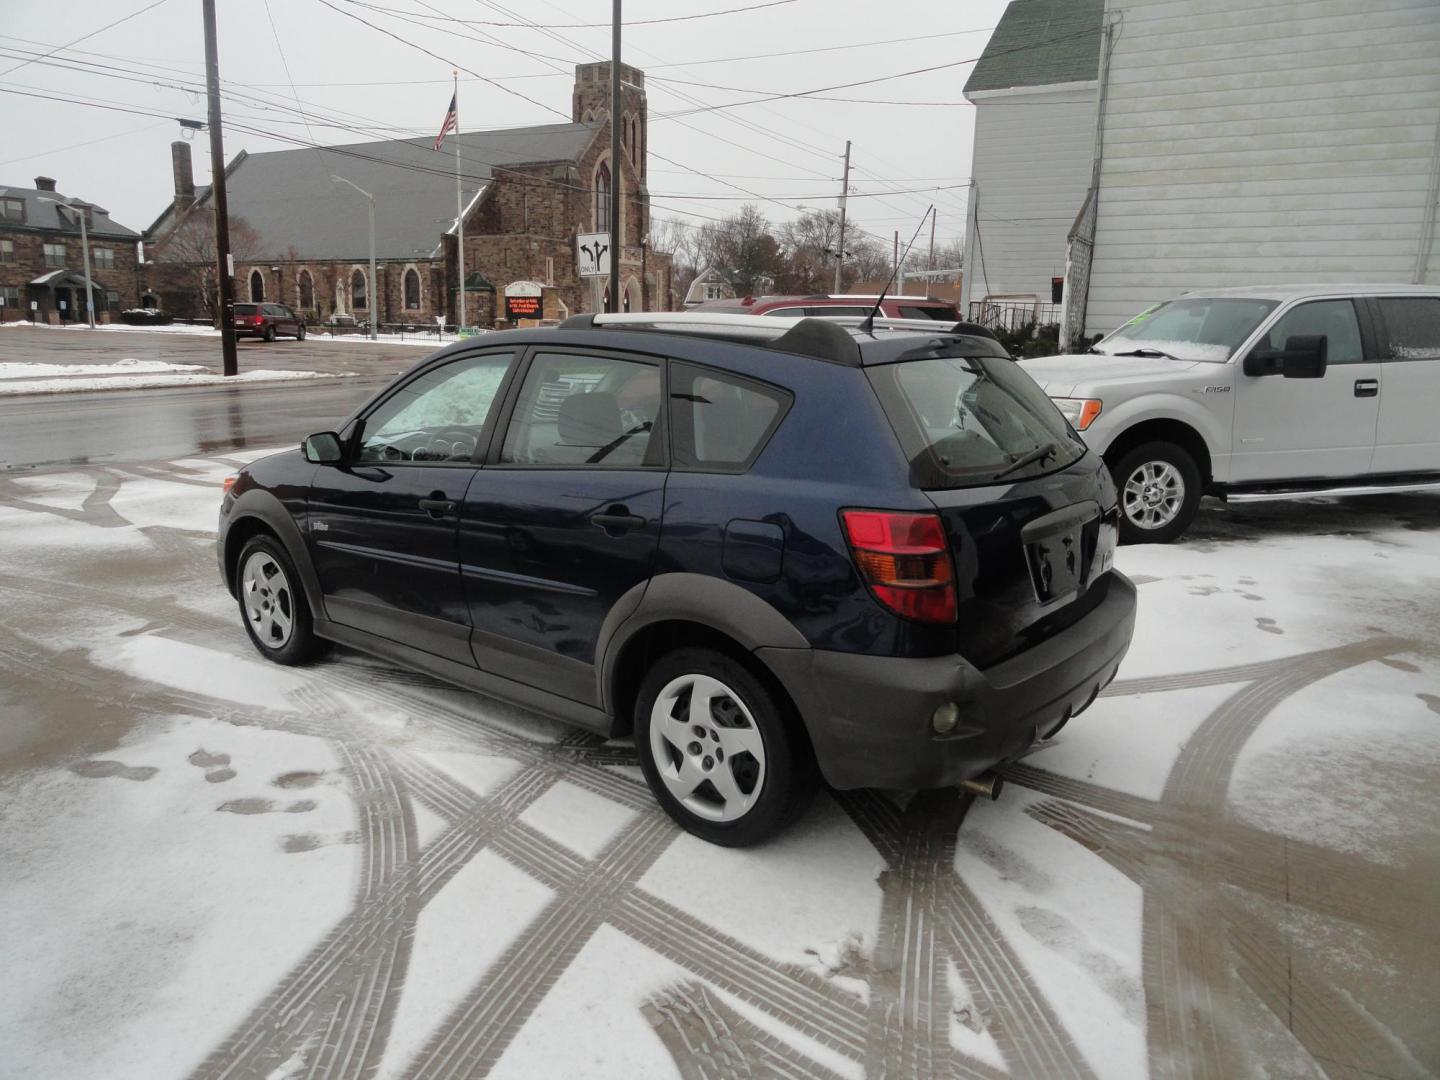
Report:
833,139,851,293
608,0,622,314
893,230,899,287
928,212,936,271
202,0,237,377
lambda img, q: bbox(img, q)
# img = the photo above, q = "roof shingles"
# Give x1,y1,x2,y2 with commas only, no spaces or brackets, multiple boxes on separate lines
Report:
963,0,1104,96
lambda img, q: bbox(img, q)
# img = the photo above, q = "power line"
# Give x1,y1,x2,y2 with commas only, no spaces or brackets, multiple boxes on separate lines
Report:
348,0,797,28
0,119,170,168
0,0,171,78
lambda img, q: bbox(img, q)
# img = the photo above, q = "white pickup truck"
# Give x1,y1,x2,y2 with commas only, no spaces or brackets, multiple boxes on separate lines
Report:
1020,285,1440,542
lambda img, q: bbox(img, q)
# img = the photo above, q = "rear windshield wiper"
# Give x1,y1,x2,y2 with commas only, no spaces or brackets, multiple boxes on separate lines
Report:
993,441,1058,481
1109,347,1183,361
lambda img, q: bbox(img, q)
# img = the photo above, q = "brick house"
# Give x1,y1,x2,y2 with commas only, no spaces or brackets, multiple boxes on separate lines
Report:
144,62,672,327
0,176,141,324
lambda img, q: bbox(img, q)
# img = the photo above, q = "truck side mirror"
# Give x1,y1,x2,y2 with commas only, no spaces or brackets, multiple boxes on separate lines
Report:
303,431,344,464
1243,334,1327,378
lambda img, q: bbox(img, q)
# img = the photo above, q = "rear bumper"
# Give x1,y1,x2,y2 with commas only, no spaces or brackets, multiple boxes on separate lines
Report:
758,572,1136,790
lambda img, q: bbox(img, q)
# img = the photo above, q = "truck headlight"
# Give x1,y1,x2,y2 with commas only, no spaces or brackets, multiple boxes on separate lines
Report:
1053,397,1103,431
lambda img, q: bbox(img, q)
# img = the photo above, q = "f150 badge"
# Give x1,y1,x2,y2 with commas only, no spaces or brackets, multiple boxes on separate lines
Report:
1192,385,1231,393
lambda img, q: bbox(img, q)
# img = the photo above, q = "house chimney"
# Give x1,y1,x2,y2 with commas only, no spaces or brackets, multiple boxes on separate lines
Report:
171,141,195,213
34,176,57,192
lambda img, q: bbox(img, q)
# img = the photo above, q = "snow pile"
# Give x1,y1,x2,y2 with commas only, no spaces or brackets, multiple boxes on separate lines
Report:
0,368,350,396
0,359,207,379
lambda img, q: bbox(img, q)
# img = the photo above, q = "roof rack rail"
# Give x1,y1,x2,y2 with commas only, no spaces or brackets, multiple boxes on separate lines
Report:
806,315,998,341
554,311,862,365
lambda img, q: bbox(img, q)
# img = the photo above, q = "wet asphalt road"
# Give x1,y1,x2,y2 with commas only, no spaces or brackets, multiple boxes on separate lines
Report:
0,325,441,469
0,379,391,470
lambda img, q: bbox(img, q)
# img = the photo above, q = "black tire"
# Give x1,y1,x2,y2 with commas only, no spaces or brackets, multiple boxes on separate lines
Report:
635,647,817,847
1109,440,1202,544
263,324,277,343
296,323,306,340
235,534,329,665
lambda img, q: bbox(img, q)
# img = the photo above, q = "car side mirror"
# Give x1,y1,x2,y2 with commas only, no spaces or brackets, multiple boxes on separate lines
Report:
303,431,344,464
1243,334,1327,378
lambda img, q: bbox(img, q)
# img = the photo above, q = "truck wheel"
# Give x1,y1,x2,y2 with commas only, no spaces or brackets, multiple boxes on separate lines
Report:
1109,441,1201,544
635,647,816,847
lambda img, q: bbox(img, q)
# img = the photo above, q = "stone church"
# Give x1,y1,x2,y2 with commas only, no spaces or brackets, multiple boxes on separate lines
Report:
144,62,672,326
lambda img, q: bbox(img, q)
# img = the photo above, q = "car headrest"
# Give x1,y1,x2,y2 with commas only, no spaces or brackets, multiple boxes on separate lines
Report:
556,390,621,446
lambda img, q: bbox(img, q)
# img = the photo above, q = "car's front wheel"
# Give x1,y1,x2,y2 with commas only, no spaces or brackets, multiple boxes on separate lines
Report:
1109,440,1202,544
236,535,328,664
635,648,815,846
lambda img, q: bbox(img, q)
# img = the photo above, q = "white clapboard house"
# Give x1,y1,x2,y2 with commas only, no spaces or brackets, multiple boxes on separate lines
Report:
961,0,1440,345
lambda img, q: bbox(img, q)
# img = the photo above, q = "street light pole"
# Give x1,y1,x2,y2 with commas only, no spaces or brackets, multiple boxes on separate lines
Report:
40,197,95,328
330,175,377,340
608,0,621,314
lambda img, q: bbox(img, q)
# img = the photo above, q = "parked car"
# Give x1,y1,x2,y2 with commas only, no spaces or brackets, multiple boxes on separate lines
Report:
695,293,961,321
218,313,1136,845
1021,286,1440,543
234,302,305,341
326,313,359,329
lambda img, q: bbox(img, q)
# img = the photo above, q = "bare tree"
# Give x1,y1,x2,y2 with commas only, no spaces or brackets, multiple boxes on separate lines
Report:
150,210,262,322
775,209,844,294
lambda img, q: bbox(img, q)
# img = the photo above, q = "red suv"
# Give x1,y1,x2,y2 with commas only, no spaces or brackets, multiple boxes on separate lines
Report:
694,294,960,321
233,302,306,341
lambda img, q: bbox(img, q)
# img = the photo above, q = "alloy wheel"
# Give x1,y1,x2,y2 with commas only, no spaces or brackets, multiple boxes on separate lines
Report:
1123,460,1185,530
241,551,295,649
649,673,766,822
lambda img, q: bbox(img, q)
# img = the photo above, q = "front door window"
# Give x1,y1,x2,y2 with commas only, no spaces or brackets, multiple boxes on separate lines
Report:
358,352,514,464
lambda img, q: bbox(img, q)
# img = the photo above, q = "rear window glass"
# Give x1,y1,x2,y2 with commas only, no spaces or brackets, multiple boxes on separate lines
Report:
233,304,258,315
1378,296,1440,359
867,354,1085,489
897,305,955,321
670,363,791,471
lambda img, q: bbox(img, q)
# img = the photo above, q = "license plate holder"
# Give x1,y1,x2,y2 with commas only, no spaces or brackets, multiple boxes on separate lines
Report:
1021,501,1099,606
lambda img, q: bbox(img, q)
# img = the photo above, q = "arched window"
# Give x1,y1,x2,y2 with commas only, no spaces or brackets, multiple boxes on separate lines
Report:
249,270,264,302
297,270,314,310
404,268,421,310
351,268,367,310
595,160,611,232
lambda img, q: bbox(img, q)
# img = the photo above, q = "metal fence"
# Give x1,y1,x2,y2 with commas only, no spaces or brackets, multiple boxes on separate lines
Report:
967,300,1062,332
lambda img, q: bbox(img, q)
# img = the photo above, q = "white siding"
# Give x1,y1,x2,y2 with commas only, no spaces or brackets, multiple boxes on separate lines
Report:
1085,0,1440,334
965,85,1097,304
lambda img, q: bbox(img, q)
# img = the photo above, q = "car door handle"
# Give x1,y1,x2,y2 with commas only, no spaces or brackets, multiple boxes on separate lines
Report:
418,497,456,516
1354,379,1379,398
590,508,647,533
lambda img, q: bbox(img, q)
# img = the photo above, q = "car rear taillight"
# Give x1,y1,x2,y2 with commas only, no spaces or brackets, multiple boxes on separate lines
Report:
841,509,957,624
222,474,238,496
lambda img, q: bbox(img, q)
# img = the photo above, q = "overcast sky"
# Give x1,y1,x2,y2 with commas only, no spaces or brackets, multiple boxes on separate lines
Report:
1,0,1011,251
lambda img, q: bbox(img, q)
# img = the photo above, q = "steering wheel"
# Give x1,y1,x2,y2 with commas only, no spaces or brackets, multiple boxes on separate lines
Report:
425,427,479,461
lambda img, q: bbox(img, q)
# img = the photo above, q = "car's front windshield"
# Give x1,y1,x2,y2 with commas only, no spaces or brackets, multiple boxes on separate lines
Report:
1095,298,1279,362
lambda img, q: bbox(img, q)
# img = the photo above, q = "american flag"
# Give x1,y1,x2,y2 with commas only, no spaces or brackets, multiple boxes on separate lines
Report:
433,93,458,151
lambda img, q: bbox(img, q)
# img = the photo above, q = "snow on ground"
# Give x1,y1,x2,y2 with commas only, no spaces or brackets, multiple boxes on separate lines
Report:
0,359,206,379
1,320,476,347
0,714,356,1080
0,368,351,396
0,456,1436,1079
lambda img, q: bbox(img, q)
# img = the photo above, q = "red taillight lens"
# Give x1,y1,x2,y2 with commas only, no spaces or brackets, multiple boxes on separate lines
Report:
841,509,957,624
222,474,238,496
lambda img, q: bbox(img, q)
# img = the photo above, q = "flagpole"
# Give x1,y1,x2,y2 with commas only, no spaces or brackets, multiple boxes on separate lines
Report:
454,70,465,330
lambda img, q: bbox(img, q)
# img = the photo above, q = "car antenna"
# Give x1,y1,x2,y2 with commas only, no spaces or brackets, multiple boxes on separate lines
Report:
859,204,934,334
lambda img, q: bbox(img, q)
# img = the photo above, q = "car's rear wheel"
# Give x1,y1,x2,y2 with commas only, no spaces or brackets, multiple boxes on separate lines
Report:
297,323,306,340
1110,440,1201,544
635,648,815,847
236,535,328,664
263,324,276,342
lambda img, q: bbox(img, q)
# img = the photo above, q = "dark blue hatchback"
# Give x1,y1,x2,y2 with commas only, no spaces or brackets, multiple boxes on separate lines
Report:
218,313,1136,845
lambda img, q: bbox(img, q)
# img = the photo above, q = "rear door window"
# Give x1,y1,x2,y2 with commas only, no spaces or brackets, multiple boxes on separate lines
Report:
1377,297,1440,360
669,363,791,472
500,351,662,468
867,354,1085,488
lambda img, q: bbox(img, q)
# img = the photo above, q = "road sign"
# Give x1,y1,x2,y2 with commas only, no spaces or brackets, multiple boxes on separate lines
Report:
576,232,611,278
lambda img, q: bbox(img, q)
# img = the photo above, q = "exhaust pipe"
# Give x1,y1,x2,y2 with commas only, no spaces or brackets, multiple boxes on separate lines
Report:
959,771,1004,801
